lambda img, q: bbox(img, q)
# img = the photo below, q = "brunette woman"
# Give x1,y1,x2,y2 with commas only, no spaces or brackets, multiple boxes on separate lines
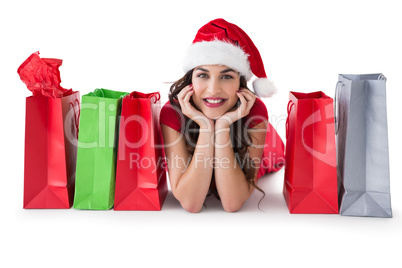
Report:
160,19,284,213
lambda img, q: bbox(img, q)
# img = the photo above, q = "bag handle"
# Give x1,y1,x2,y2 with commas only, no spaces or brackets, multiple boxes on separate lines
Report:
148,92,161,103
128,92,160,103
94,88,105,97
334,81,344,135
378,74,387,81
286,100,295,139
69,98,80,138
88,88,105,97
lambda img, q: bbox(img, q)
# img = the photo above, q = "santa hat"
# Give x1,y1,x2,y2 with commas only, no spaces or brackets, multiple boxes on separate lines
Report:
183,18,277,98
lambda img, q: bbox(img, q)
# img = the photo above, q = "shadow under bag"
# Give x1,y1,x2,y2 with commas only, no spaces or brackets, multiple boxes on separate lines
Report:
336,74,392,217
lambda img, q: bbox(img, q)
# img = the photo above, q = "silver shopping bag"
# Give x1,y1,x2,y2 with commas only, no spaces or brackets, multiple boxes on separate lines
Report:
335,74,392,217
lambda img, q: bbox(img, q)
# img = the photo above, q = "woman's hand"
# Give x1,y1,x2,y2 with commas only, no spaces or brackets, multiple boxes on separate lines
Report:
215,88,256,128
177,84,214,129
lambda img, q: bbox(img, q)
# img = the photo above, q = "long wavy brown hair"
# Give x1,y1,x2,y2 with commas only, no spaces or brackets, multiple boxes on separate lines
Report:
168,69,265,200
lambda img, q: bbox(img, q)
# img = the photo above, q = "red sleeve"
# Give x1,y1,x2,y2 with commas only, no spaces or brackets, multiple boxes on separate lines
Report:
246,98,268,128
160,101,183,133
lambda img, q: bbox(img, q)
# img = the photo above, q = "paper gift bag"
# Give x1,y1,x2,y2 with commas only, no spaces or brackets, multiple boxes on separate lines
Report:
73,88,128,210
283,91,338,214
336,74,392,217
114,92,168,210
18,51,80,209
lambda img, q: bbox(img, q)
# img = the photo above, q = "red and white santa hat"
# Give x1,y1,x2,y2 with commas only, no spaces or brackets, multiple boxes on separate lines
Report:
183,18,277,98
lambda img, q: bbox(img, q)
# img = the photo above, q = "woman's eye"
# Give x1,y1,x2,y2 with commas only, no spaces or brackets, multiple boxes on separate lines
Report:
197,73,208,78
222,75,233,79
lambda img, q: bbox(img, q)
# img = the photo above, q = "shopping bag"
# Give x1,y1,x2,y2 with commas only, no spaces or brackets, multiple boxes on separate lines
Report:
114,92,168,210
73,88,128,210
336,74,392,217
18,51,80,209
283,91,338,214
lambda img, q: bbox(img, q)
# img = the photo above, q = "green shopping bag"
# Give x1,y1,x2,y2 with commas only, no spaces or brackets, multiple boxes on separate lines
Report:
73,88,128,210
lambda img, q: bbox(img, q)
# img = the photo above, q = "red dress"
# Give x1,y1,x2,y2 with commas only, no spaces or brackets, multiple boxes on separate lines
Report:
160,98,284,179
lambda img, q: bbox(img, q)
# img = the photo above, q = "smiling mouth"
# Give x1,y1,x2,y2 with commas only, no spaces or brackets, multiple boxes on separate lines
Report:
202,98,227,108
204,98,225,103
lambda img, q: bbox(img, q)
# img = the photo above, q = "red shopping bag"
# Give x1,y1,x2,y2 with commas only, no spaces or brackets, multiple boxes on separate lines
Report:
114,91,168,210
283,91,338,214
19,52,80,209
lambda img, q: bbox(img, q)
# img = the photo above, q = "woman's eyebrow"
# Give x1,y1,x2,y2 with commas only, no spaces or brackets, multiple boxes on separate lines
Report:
220,68,236,73
195,67,209,72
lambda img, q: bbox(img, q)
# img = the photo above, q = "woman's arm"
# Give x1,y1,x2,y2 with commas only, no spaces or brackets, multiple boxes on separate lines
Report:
213,120,267,212
161,124,214,213
213,88,266,212
161,85,216,213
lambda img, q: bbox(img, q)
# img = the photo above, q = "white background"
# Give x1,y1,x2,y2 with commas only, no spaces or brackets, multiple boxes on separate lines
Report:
1,0,401,267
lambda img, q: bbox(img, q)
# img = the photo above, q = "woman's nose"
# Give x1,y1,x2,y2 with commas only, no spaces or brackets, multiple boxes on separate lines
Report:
206,78,222,94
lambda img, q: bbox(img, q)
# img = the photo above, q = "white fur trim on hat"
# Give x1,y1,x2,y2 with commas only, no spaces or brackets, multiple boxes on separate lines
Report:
252,78,277,98
183,40,253,80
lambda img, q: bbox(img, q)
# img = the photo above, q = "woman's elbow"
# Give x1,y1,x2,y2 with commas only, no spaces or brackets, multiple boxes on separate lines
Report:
180,200,203,213
221,200,245,213
172,191,203,213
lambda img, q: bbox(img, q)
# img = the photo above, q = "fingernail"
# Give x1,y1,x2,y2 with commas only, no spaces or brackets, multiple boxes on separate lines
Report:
189,84,193,88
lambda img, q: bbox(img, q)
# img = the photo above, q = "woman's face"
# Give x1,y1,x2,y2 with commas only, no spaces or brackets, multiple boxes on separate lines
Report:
191,65,241,120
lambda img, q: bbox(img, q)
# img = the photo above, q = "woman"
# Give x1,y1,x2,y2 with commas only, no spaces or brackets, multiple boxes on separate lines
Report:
160,19,284,213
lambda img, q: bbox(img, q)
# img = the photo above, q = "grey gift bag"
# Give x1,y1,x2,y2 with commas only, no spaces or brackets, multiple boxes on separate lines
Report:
335,74,392,217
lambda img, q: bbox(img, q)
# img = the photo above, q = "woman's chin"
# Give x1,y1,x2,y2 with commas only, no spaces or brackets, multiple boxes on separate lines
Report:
204,112,224,121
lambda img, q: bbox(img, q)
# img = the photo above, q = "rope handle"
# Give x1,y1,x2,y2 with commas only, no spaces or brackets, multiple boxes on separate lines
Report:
148,92,161,103
87,88,105,97
286,100,295,139
378,74,387,81
334,81,344,135
69,98,80,138
128,92,160,103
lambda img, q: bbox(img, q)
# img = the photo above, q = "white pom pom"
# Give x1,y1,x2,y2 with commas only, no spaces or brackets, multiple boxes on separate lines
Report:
252,78,277,98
